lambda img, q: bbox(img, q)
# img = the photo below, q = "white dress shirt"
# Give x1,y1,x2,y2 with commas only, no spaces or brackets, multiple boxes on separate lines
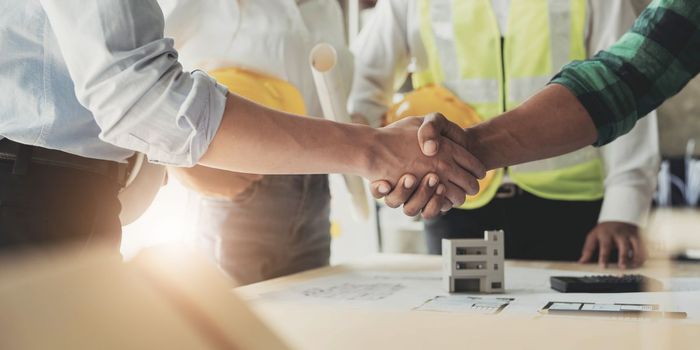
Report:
349,0,660,226
0,0,228,166
157,0,350,119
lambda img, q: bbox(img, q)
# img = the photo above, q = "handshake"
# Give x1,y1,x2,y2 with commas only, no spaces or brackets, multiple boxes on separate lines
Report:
359,114,486,219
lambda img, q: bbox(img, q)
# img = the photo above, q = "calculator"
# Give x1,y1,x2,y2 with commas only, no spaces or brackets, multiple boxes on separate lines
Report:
549,274,663,293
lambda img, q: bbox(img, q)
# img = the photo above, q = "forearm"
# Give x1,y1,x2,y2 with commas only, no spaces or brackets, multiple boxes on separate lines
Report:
200,93,375,177
464,84,597,170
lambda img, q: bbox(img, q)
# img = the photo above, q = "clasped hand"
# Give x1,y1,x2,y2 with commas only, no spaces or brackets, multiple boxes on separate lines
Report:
367,114,477,219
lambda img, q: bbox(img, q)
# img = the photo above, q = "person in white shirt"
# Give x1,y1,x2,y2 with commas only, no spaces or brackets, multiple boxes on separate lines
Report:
350,0,660,268
0,0,483,252
157,0,351,284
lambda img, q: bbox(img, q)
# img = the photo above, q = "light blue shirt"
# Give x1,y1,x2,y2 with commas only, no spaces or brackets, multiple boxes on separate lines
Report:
0,0,228,166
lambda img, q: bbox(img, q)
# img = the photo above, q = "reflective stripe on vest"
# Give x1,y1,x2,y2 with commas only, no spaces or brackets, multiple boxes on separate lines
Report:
415,0,603,208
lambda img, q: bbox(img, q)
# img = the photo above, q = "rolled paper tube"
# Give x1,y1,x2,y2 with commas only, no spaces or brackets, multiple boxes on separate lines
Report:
310,43,370,220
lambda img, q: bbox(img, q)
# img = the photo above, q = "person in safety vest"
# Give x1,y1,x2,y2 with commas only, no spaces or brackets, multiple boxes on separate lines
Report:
159,0,353,285
350,0,660,269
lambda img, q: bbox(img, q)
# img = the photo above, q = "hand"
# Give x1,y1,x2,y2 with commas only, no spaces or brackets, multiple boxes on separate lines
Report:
578,222,647,269
371,172,451,218
371,114,474,218
367,116,485,217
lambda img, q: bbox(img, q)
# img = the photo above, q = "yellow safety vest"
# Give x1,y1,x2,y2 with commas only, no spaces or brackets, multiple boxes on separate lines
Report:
415,0,604,209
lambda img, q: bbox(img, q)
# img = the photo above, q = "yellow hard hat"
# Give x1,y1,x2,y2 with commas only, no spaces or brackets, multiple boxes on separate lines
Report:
386,84,498,204
385,84,481,128
209,67,307,115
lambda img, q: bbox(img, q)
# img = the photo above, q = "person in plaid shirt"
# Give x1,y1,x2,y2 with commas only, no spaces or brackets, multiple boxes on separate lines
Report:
372,0,700,263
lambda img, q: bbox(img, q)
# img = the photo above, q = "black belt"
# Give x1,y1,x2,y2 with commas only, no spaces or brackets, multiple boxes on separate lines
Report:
0,138,129,186
495,183,524,199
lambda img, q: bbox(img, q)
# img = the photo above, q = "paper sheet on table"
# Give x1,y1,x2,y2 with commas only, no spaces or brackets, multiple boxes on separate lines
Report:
661,277,700,292
415,296,514,315
260,271,443,311
256,267,700,320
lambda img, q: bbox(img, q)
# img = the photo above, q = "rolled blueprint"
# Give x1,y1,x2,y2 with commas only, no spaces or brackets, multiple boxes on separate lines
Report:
310,43,370,220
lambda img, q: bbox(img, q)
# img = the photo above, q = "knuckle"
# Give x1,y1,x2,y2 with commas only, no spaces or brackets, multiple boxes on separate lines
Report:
450,192,465,206
392,186,407,196
385,198,401,208
476,166,487,179
435,161,451,175
468,178,479,194
417,190,432,202
403,206,419,217
441,201,452,211
423,202,439,217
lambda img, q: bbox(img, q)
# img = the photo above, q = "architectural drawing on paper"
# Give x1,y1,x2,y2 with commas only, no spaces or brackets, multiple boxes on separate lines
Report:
415,295,513,315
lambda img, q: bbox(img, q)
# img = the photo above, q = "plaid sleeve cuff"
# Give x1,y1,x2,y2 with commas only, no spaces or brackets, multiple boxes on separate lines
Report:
550,59,639,147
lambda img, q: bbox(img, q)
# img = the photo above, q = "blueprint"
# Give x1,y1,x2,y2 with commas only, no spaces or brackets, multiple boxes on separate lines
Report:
414,296,514,315
257,267,700,320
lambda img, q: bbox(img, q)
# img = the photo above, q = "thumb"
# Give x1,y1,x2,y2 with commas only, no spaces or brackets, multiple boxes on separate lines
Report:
418,113,465,156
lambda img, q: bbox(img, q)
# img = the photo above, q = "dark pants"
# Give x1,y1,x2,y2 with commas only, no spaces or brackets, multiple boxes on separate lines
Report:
424,187,603,261
194,174,331,285
0,160,122,253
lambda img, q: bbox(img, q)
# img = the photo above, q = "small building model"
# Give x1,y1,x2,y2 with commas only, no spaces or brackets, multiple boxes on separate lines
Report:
442,230,505,293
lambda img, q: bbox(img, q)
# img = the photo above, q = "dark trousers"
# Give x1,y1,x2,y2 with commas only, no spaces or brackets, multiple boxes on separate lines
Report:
0,160,123,253
195,174,331,285
424,188,603,261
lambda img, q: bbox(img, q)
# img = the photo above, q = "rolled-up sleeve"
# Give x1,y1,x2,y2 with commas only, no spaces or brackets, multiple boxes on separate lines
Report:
551,0,700,147
39,0,228,167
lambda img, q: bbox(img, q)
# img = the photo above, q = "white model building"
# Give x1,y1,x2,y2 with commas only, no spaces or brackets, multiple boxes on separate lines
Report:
442,230,505,293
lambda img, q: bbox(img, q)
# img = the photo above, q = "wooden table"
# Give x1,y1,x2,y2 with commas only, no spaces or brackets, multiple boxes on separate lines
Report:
237,254,700,350
645,208,700,257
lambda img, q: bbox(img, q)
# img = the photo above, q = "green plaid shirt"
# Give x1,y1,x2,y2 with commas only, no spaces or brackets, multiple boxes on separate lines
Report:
550,0,700,146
